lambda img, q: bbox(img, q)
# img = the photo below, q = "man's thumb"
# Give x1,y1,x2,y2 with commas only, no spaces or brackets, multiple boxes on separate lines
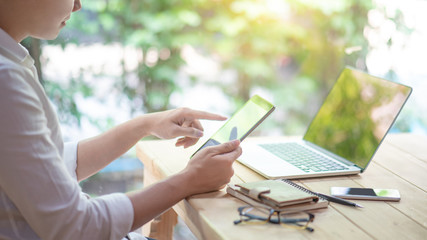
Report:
215,139,240,153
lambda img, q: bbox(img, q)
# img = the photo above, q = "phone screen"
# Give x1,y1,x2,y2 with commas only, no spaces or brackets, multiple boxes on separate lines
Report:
192,95,275,156
330,187,400,201
340,187,377,196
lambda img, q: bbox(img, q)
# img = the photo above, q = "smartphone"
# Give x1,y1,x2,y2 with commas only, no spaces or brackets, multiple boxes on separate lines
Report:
192,95,275,157
330,187,401,201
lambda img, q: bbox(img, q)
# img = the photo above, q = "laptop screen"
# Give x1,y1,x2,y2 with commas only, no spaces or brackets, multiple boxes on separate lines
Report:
303,68,412,170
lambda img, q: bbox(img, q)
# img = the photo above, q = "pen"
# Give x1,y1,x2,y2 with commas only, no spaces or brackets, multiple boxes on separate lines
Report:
317,193,364,208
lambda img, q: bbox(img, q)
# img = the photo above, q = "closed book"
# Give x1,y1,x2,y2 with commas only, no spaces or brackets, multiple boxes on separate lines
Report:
227,179,329,211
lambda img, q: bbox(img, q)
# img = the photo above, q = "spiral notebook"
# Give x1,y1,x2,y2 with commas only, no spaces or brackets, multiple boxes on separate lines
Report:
227,179,328,211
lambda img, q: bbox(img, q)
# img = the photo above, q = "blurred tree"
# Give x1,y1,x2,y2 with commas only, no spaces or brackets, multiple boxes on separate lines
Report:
190,0,373,133
26,0,374,134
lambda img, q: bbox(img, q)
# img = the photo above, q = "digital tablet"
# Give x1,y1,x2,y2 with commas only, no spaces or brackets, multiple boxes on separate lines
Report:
192,95,275,157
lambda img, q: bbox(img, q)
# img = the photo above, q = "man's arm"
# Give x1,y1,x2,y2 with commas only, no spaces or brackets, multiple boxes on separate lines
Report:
76,107,241,230
76,108,227,181
76,115,150,181
127,140,241,230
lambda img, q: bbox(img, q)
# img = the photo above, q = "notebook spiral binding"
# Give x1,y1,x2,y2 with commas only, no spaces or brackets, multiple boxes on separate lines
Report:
280,179,328,201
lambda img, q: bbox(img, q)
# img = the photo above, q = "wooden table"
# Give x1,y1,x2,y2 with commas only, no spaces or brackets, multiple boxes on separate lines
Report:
136,133,427,240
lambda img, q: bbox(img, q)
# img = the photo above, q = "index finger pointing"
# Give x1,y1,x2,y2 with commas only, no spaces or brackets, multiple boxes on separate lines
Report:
188,109,227,121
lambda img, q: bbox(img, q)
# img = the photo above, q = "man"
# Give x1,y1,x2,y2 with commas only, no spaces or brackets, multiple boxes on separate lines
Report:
0,0,242,239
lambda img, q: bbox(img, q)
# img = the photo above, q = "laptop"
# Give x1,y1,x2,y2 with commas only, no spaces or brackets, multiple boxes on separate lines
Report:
238,67,412,179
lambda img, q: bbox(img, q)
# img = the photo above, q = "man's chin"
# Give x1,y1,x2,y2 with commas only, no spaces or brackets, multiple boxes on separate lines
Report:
32,31,60,41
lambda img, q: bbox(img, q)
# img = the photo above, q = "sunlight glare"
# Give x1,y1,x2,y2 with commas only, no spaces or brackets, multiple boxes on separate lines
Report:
231,0,290,20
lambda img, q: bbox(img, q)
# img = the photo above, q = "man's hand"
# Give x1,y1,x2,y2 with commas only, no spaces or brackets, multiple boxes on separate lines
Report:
147,107,227,148
181,139,242,195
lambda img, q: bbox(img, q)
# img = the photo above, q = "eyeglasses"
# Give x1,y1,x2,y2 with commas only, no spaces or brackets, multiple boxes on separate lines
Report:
234,205,315,232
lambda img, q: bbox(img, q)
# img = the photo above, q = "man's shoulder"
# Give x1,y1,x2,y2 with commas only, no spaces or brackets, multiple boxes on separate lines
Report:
0,53,27,76
0,56,36,104
0,53,32,86
0,52,23,70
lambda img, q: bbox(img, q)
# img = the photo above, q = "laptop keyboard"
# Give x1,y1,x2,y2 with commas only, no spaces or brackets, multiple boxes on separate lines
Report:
259,142,349,172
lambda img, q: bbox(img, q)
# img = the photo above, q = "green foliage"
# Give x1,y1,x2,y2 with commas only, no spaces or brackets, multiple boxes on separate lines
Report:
44,74,93,126
44,0,375,134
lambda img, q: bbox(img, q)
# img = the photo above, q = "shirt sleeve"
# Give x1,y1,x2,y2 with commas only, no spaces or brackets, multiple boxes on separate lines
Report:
63,141,79,180
0,66,134,239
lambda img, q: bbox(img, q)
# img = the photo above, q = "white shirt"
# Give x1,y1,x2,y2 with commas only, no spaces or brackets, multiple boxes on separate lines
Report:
0,28,135,240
